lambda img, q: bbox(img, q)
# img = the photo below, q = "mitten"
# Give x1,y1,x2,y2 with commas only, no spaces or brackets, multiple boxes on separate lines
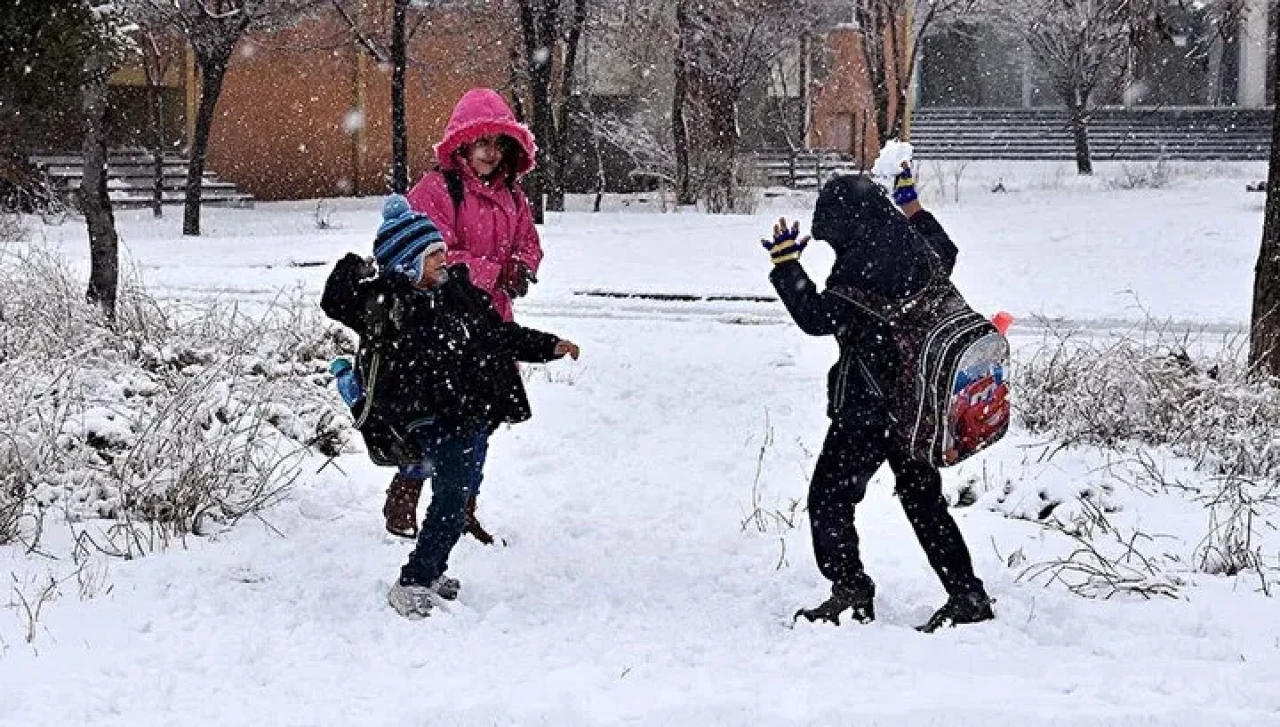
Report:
892,162,918,207
761,219,809,265
500,261,535,298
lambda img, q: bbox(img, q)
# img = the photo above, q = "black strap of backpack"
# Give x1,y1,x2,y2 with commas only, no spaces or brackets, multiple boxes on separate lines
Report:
442,168,465,212
353,286,394,429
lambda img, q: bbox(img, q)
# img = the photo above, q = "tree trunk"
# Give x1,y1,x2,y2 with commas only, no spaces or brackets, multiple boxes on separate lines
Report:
82,65,118,320
892,81,909,141
390,0,409,193
672,0,694,205
549,0,588,214
150,81,165,218
144,36,166,219
1248,51,1280,376
701,88,738,214
183,57,229,236
515,0,553,221
508,86,545,224
579,76,606,212
857,3,893,144
528,52,558,214
725,119,738,213
1068,98,1093,176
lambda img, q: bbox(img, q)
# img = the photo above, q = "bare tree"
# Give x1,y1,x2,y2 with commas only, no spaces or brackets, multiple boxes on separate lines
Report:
510,0,590,218
1025,0,1139,174
127,0,321,236
672,0,694,205
765,34,815,186
332,0,437,193
1248,40,1280,377
82,0,133,319
575,0,680,199
997,0,1186,175
139,31,178,218
846,0,980,145
1131,0,1247,107
674,0,821,212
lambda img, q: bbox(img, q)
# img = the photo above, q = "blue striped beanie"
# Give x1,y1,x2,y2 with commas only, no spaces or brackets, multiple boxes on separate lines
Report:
373,195,446,274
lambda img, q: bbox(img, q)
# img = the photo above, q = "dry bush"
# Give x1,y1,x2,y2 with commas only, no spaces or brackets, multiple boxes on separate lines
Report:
1016,323,1276,471
1017,321,1280,587
0,211,25,243
0,491,22,545
1108,159,1171,190
0,243,354,552
1018,497,1183,599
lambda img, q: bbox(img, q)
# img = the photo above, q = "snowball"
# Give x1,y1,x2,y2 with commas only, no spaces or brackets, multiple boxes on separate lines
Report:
871,140,914,179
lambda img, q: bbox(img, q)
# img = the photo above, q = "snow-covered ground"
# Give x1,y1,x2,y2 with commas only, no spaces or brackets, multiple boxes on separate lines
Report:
3,161,1278,726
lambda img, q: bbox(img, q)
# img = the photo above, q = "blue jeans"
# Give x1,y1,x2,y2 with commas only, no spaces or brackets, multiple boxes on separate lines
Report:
400,427,490,494
397,424,488,587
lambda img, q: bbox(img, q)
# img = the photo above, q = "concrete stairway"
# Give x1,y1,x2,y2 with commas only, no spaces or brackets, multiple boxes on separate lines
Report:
908,107,1272,161
29,151,253,209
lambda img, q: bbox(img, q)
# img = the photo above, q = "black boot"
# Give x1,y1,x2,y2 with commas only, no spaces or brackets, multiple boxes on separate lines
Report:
917,591,995,633
795,576,876,626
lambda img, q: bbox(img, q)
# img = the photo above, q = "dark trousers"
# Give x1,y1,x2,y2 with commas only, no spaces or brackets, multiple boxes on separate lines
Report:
398,425,487,587
809,420,984,597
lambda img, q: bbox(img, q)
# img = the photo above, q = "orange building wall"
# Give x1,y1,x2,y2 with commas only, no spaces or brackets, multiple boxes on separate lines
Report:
208,7,512,201
809,26,908,166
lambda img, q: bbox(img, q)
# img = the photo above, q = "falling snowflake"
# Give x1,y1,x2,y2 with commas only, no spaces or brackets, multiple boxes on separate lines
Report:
344,109,366,135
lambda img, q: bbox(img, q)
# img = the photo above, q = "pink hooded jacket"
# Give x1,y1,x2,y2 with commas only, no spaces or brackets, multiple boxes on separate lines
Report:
406,89,543,322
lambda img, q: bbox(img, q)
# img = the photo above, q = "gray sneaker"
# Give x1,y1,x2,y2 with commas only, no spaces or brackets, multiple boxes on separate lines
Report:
432,575,461,601
387,582,435,619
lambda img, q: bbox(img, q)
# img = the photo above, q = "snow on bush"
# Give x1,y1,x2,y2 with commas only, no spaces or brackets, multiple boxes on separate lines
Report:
1014,323,1280,587
0,211,26,243
0,243,355,548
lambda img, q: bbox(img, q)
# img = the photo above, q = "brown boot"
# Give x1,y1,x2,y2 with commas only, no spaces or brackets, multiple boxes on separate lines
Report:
383,474,423,539
464,495,496,545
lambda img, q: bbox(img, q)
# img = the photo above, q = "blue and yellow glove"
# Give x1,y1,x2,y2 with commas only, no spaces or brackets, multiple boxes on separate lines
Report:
761,217,810,265
892,162,918,207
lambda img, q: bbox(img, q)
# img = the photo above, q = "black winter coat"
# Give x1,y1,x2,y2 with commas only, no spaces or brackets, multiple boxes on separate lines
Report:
770,176,957,425
321,253,561,434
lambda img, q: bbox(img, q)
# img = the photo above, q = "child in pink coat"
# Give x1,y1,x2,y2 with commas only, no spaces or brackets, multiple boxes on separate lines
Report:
407,88,542,322
383,89,544,544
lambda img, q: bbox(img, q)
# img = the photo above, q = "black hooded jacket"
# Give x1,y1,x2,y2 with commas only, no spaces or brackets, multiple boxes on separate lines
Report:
769,175,958,424
321,254,561,434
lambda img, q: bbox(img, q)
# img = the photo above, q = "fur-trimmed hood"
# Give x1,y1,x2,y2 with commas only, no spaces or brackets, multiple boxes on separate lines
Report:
433,88,537,178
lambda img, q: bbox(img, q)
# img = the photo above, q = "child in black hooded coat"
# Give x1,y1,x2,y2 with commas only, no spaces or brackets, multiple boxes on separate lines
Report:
763,169,994,633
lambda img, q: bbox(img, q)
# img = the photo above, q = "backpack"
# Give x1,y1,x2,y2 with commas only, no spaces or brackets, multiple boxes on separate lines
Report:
828,242,1010,468
347,293,426,467
322,264,425,468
